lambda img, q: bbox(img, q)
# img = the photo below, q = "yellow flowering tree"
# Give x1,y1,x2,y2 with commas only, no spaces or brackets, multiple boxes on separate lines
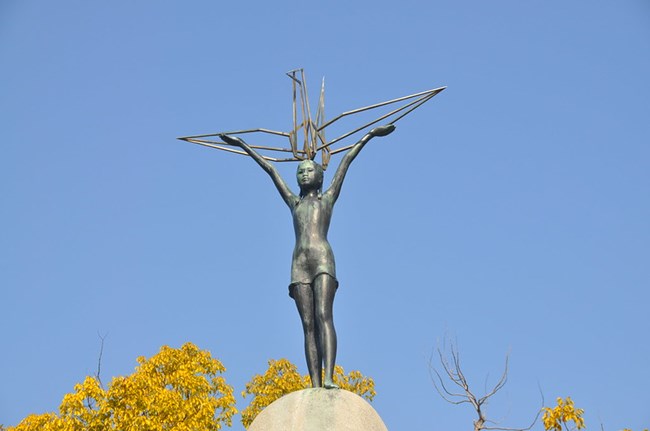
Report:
7,343,237,431
240,358,375,428
542,397,585,431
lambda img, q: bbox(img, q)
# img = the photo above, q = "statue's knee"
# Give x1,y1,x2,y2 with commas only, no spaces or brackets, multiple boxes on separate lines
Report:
315,307,332,324
301,316,316,332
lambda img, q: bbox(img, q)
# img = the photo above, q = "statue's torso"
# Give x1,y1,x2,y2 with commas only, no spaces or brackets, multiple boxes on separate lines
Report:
290,194,336,284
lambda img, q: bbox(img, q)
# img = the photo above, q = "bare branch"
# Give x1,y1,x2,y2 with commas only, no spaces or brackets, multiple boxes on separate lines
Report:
430,339,541,431
95,332,108,388
483,404,542,431
429,353,472,403
479,354,509,405
448,346,480,411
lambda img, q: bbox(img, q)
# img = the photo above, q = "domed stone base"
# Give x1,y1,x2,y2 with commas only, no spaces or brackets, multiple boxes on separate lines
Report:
248,388,388,431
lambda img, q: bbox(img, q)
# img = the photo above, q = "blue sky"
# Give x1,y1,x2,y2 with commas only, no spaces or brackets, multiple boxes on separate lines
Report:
1,1,649,429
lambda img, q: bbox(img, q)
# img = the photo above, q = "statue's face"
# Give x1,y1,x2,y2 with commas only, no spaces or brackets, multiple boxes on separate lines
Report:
297,160,323,190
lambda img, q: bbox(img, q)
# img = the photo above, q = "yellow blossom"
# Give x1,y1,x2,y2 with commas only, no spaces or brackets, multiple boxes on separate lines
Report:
6,343,236,431
240,358,375,429
542,397,585,431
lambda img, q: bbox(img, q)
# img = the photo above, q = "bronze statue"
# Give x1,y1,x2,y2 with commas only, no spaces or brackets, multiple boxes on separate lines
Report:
179,69,445,388
220,125,394,388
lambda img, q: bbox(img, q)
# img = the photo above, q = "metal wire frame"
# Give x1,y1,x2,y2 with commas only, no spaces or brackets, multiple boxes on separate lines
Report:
178,70,446,169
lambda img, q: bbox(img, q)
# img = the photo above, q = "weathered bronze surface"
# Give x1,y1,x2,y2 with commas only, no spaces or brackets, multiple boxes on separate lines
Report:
220,125,393,388
181,70,444,388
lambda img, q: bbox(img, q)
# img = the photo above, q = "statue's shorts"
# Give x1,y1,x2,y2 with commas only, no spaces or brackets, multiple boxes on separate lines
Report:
288,272,339,299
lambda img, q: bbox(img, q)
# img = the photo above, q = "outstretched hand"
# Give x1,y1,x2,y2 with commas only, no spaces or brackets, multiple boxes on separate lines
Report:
369,124,396,137
219,134,246,147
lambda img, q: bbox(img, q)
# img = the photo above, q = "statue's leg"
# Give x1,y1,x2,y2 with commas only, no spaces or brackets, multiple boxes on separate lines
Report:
313,274,339,389
292,283,322,387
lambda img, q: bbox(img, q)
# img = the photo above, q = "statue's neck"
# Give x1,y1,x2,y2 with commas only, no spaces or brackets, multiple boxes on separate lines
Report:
300,188,320,199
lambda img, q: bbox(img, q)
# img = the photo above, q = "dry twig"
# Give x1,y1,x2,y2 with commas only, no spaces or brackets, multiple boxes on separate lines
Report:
429,341,540,431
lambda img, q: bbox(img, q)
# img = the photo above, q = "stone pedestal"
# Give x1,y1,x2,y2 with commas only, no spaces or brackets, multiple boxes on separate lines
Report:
248,388,388,431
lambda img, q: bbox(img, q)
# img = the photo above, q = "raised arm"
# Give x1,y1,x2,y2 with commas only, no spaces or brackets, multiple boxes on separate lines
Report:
219,134,297,208
324,124,395,203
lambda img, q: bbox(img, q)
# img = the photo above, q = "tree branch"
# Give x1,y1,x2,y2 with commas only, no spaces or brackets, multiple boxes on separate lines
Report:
95,332,108,388
430,339,540,431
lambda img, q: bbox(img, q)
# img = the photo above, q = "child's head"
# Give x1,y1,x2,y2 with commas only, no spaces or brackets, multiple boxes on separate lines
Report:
296,159,323,194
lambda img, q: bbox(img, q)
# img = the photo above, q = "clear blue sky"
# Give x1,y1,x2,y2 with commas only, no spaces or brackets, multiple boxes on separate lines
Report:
1,1,649,429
